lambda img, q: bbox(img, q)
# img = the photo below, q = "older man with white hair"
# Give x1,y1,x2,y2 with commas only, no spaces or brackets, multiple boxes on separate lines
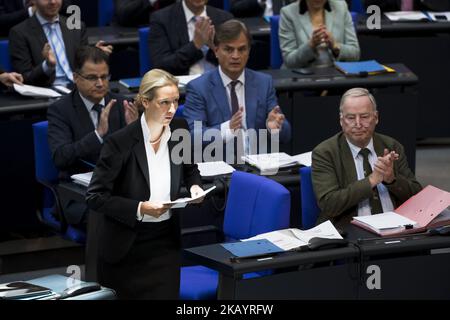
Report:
311,87,422,228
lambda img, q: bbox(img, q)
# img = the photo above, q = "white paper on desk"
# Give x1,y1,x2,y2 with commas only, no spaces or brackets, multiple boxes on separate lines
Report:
353,211,418,230
176,74,201,86
242,152,299,171
163,186,216,209
70,172,93,187
384,11,430,21
242,229,307,251
291,151,312,167
290,220,343,243
53,85,72,94
197,161,235,177
13,84,61,98
241,221,342,251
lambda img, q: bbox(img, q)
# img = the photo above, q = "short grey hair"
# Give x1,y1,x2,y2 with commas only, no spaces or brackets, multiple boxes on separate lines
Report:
339,88,377,114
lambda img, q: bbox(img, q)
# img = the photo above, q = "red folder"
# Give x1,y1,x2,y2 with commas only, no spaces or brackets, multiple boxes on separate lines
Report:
351,185,450,237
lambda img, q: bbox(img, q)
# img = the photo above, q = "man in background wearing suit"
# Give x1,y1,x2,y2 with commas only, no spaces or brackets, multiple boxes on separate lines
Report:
113,0,175,27
0,0,71,37
183,19,291,163
148,0,233,75
47,46,138,225
9,0,112,87
312,88,422,228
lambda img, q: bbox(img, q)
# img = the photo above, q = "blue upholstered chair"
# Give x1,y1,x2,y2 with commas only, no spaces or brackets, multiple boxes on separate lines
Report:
300,166,321,229
180,171,291,299
350,0,364,14
269,15,283,69
139,27,152,76
32,121,86,243
0,40,12,72
223,0,230,11
175,104,184,118
98,0,115,26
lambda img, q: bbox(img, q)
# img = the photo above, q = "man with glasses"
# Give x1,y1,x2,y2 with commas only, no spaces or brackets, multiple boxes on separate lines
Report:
47,46,138,225
311,87,422,228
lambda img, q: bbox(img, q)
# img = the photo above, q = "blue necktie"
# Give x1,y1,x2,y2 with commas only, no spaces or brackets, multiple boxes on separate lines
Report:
45,22,73,82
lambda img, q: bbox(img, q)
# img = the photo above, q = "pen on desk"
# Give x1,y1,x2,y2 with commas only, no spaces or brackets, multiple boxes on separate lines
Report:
229,251,282,263
384,240,402,244
229,245,309,263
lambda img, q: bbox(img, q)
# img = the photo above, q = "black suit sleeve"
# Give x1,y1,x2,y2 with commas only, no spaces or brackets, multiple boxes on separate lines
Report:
47,99,102,171
230,0,265,18
148,12,204,75
9,25,55,86
86,136,139,229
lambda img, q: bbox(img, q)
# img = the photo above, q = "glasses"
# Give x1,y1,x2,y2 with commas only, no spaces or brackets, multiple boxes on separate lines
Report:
341,112,375,126
77,73,111,83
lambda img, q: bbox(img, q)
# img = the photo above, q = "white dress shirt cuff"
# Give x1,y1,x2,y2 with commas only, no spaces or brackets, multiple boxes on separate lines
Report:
220,120,236,143
28,6,34,17
95,130,104,144
136,202,144,221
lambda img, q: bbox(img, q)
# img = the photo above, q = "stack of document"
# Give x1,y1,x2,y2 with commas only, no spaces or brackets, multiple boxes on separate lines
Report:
242,220,343,251
70,172,93,187
0,281,53,300
384,11,431,22
241,151,312,175
196,161,235,177
352,185,450,236
13,84,61,98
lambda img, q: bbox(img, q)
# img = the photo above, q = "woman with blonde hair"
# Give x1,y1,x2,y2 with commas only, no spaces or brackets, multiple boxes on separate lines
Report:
87,69,203,299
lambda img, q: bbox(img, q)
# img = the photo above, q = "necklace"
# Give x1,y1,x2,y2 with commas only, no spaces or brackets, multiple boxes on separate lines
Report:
150,134,162,144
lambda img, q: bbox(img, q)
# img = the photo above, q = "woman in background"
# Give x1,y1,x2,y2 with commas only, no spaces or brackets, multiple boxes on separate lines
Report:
279,0,360,68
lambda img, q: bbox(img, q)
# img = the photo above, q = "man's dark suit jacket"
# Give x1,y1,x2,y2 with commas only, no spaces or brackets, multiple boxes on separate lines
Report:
0,0,72,37
230,0,296,18
148,2,233,75
365,0,450,11
312,132,422,228
47,89,127,177
9,14,87,87
113,0,175,27
86,118,202,264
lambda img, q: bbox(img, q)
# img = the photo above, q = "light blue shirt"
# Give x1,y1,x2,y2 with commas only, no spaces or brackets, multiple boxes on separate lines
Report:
36,12,71,87
346,138,395,216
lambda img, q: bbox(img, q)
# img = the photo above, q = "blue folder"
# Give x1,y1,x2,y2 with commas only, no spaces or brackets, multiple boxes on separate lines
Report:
221,239,284,257
119,77,142,90
335,60,388,76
